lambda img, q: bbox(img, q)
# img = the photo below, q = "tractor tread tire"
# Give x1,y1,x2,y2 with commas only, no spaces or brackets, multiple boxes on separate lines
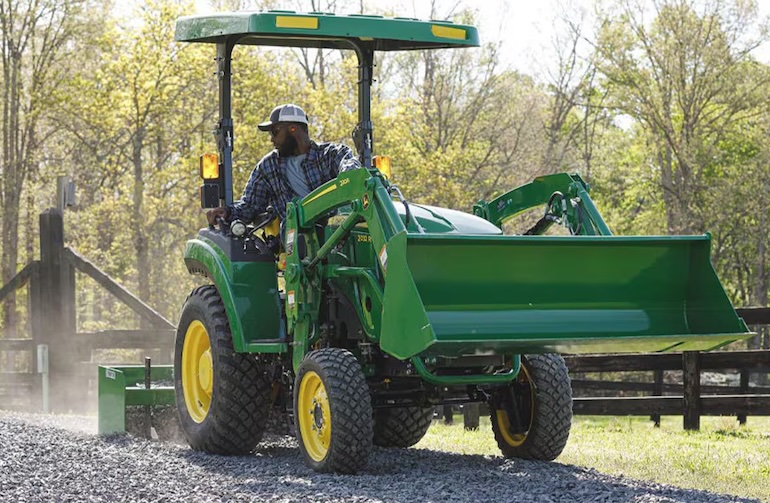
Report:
175,285,272,456
491,353,572,461
294,348,373,473
373,406,433,448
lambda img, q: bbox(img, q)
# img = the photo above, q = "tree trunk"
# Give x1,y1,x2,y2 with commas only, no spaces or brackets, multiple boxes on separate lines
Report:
658,142,678,235
749,192,768,384
132,127,150,316
1,39,22,340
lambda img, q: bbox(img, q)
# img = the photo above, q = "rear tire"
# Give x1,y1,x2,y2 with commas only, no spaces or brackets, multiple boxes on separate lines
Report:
294,348,373,473
174,285,272,455
373,406,433,448
490,353,572,461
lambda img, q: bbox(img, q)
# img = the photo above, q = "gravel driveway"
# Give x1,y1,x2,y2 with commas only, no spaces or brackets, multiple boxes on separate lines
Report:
0,411,758,502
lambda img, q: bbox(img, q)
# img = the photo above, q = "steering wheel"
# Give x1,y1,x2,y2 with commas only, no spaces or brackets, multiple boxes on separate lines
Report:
251,209,277,232
246,208,280,255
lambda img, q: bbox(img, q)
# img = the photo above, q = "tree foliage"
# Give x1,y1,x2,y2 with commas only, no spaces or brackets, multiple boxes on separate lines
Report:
594,0,769,234
1,0,104,335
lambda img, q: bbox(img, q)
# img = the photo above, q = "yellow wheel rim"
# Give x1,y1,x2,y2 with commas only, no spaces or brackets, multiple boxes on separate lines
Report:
182,320,213,423
297,370,332,462
497,365,535,447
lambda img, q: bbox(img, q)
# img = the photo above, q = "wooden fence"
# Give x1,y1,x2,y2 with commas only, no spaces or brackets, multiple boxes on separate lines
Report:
443,311,770,431
566,345,770,430
0,209,174,412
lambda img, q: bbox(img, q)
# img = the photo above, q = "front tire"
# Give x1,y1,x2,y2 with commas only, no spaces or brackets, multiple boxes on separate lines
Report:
490,353,572,461
294,348,373,473
174,285,272,455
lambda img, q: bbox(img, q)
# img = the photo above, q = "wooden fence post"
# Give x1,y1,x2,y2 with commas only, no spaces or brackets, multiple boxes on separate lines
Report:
29,263,43,404
463,403,480,430
683,351,701,431
738,370,749,425
442,404,453,425
39,209,78,413
651,369,663,427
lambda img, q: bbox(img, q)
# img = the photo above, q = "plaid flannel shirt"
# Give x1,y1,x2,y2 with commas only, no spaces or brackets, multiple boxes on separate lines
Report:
228,141,361,222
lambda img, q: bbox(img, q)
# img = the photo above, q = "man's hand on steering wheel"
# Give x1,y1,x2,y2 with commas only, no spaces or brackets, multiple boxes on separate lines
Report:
206,207,229,226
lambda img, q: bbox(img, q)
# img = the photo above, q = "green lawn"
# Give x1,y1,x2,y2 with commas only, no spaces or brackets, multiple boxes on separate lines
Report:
415,415,770,501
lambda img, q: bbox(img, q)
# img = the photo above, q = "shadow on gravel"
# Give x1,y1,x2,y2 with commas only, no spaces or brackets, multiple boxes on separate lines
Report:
169,435,758,503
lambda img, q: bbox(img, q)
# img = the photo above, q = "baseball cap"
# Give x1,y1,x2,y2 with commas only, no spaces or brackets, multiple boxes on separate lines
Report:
258,104,309,131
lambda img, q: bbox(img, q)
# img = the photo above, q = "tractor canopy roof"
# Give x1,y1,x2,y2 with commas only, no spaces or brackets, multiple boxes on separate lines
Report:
174,10,479,50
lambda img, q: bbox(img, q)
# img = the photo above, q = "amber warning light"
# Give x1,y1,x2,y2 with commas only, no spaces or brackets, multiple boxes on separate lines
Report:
374,155,391,179
199,153,221,208
200,153,220,179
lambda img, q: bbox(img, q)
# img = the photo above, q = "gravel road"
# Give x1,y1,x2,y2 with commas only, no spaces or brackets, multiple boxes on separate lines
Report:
0,411,758,502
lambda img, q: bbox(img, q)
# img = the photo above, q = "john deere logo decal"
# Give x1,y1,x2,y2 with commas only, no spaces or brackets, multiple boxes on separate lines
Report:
362,194,370,210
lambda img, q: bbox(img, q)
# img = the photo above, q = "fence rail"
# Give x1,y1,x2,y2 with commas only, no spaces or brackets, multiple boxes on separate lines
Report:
571,379,770,395
63,248,174,330
565,348,770,429
77,330,175,349
736,307,770,325
0,338,36,351
573,395,770,416
0,261,37,303
564,349,770,372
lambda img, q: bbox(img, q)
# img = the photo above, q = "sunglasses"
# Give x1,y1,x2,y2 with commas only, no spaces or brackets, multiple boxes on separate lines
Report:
270,127,283,137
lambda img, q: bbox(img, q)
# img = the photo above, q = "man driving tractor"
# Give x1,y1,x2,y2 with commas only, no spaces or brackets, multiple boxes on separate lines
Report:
206,103,361,226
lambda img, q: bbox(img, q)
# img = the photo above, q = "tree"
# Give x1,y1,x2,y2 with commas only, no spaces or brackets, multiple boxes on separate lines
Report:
594,0,769,234
380,5,552,211
1,0,98,336
57,0,218,321
539,3,613,180
541,8,589,173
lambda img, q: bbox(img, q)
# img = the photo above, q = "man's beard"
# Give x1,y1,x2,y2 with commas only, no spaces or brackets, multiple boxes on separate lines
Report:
278,134,298,157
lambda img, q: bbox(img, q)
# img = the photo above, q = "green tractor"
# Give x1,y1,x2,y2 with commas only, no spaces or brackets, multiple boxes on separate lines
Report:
172,11,750,473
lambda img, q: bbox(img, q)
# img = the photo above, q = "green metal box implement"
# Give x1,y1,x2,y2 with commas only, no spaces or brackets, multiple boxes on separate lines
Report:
98,365,175,436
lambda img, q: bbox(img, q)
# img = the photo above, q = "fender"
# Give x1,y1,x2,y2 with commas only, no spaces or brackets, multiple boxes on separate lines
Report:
184,233,286,353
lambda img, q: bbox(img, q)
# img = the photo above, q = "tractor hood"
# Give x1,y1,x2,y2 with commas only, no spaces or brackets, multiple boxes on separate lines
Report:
393,203,503,235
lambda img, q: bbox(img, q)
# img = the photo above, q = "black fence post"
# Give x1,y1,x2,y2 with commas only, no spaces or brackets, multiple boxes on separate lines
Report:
738,370,749,425
442,404,453,425
683,351,701,431
29,263,43,405
39,209,78,413
651,369,663,427
463,403,480,430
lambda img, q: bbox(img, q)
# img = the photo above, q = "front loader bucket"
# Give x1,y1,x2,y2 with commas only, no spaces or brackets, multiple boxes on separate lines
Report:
378,233,750,359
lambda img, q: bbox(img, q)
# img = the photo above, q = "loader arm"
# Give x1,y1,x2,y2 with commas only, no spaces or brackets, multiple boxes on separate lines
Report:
283,168,436,371
473,173,612,235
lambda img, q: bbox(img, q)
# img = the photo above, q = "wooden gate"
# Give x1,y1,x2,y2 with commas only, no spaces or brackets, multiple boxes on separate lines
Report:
0,209,174,412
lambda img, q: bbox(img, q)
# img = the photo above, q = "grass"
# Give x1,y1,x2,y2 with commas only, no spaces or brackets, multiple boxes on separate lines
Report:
415,415,770,501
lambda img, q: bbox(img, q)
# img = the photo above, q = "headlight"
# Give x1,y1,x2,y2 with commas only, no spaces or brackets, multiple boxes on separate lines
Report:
230,220,247,237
